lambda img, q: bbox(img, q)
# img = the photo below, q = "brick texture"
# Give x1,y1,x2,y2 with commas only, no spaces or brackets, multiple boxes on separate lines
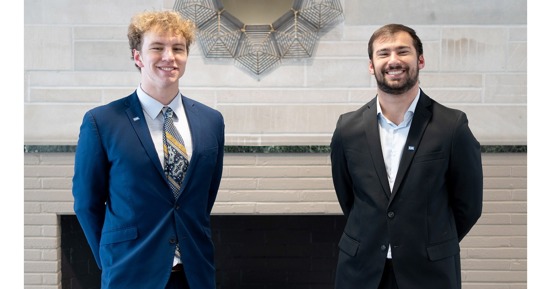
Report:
24,152,527,289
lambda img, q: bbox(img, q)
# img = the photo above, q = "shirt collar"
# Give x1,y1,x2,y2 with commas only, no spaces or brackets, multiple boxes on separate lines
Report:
376,88,421,117
136,85,185,120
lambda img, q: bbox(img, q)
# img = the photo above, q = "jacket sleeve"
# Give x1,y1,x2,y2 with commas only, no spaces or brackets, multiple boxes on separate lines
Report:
206,112,225,214
72,111,109,268
330,116,354,217
448,112,483,241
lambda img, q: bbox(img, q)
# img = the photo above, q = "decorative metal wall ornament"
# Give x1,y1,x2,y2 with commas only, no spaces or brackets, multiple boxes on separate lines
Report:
274,9,319,59
173,0,218,27
235,25,281,75
298,0,344,29
173,0,344,76
197,11,243,58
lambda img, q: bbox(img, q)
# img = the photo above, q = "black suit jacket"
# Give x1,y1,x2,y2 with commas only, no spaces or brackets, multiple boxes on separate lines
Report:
330,90,483,289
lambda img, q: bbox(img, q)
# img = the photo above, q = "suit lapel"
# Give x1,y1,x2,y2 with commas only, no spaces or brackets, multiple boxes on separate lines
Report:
177,96,201,198
390,92,432,201
125,93,166,180
363,97,392,199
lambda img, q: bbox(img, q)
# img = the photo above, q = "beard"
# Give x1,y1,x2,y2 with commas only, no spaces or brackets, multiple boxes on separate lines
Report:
374,64,419,95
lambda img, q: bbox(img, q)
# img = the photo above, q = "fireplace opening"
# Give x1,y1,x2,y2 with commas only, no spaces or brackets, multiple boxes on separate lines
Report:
61,215,346,289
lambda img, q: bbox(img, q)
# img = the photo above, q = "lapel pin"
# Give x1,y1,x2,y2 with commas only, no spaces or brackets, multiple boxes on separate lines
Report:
408,146,415,151
133,117,140,121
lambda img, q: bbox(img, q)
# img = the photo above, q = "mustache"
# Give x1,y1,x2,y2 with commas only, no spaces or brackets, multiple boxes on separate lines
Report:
384,64,407,72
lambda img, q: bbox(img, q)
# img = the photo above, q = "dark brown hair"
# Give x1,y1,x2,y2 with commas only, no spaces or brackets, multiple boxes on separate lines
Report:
368,24,423,60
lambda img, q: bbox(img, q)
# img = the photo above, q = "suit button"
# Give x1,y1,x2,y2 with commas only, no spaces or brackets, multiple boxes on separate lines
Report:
175,205,180,210
381,245,387,251
169,238,177,244
387,212,395,218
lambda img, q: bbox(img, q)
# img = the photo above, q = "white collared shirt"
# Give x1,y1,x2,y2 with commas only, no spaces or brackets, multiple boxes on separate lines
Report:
136,86,193,266
136,85,193,167
376,89,420,258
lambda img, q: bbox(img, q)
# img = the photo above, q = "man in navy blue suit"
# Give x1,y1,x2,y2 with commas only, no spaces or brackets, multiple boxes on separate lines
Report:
72,10,224,289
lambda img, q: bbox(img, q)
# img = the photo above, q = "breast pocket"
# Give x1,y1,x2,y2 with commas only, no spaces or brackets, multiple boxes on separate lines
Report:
193,145,219,166
413,151,445,164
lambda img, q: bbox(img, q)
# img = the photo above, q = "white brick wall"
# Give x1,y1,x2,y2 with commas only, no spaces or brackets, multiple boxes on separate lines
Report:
23,152,527,288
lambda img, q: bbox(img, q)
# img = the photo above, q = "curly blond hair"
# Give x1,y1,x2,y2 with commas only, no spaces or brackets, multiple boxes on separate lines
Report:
127,10,196,67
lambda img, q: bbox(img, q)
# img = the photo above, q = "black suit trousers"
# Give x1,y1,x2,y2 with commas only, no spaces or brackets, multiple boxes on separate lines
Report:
378,259,398,289
165,270,190,289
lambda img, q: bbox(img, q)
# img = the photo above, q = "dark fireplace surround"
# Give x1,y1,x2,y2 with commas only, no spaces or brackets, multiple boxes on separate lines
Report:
61,215,346,289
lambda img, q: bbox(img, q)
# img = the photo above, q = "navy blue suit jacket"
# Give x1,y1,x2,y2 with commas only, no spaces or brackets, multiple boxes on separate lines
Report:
330,90,483,289
72,91,224,289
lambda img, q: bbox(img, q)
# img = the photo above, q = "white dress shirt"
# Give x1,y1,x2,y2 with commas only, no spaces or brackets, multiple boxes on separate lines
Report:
136,85,193,266
377,89,420,258
136,85,193,164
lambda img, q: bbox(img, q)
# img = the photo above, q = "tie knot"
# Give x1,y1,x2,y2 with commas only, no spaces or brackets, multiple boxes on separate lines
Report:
164,107,174,119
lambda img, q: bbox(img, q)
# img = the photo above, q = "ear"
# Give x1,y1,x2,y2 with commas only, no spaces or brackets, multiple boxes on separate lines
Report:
418,55,425,70
133,49,144,68
368,60,375,75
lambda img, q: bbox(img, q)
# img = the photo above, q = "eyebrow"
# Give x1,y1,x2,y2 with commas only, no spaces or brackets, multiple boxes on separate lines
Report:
376,46,411,53
148,41,186,47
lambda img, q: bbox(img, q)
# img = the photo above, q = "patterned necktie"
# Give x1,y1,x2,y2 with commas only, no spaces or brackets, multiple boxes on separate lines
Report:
163,107,188,262
162,107,189,199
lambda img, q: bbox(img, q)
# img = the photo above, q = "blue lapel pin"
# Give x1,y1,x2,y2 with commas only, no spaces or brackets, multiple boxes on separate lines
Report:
133,117,140,121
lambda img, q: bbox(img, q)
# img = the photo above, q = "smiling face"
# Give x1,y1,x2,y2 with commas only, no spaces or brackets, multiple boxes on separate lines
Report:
369,31,425,95
133,27,188,99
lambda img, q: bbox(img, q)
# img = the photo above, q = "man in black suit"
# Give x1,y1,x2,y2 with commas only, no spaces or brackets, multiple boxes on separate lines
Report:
330,24,483,289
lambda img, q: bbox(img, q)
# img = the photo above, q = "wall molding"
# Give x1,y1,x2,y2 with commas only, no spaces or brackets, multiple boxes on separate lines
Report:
24,145,527,153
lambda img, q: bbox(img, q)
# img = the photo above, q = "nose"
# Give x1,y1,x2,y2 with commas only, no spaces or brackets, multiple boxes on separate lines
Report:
388,51,400,63
162,48,175,61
